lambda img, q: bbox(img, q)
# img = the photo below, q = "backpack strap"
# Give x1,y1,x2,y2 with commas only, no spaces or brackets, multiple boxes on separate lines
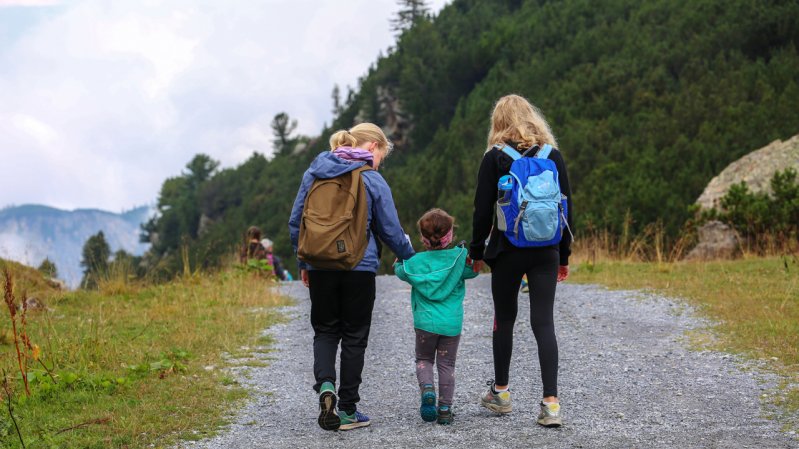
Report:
498,144,522,161
535,144,553,159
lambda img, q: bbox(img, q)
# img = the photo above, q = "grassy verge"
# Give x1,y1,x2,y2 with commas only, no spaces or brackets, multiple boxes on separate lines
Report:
570,256,799,428
1,266,290,448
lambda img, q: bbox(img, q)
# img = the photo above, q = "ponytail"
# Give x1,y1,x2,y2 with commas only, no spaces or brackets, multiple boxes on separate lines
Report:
329,130,359,150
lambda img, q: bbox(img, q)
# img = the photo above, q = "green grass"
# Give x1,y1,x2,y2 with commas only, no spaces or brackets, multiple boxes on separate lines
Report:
0,266,290,448
571,256,799,428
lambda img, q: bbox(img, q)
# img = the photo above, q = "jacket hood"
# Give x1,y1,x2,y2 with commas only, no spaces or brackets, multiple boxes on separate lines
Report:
397,247,468,301
308,151,367,179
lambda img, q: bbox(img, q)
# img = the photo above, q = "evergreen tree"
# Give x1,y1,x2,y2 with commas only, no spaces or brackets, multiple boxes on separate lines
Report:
391,0,430,35
332,84,343,117
271,112,298,155
37,258,58,279
80,231,110,289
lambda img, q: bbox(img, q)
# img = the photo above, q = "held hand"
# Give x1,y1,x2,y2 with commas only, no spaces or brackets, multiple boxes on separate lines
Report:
467,257,484,273
301,269,310,288
557,265,569,282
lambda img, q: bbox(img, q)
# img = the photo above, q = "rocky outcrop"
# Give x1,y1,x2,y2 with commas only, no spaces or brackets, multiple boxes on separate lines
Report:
353,86,413,148
685,220,740,261
688,134,799,260
696,135,799,210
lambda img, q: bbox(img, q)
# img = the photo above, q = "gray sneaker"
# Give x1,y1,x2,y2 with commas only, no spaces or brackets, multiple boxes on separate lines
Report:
479,382,512,414
537,401,562,427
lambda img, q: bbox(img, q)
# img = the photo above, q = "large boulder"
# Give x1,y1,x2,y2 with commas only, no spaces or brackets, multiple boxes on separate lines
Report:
696,134,799,210
688,134,799,260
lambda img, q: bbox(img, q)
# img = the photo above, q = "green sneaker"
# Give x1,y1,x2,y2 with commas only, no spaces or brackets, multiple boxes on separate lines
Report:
479,381,512,414
420,384,437,422
339,410,370,431
537,401,563,427
317,382,339,431
436,405,453,425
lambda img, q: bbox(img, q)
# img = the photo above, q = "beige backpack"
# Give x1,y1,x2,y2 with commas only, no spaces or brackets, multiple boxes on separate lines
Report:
297,166,372,270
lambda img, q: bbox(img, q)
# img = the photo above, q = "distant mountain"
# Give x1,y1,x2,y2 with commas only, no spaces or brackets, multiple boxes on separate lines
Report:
0,204,151,288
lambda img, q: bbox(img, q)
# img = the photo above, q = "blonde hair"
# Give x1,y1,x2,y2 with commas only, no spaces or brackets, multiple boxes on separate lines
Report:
486,94,557,151
329,123,393,156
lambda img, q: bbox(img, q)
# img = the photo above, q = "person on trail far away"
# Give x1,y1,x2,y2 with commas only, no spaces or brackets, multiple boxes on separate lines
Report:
394,208,478,425
240,226,267,263
289,122,416,432
260,238,290,281
469,94,574,428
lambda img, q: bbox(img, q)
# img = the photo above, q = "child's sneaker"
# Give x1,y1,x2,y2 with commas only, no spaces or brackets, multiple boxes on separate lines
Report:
339,410,371,430
537,401,562,427
317,382,339,431
420,384,437,422
437,405,453,425
479,381,512,414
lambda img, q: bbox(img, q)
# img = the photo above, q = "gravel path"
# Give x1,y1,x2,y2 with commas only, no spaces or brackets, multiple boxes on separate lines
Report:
182,275,796,448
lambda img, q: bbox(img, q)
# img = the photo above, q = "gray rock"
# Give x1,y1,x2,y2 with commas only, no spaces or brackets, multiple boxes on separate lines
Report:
685,220,740,261
178,276,797,449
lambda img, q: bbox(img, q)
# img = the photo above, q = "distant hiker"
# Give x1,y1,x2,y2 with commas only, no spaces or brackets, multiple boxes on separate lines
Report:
394,208,478,425
260,238,289,281
240,226,267,263
470,94,574,427
288,123,416,431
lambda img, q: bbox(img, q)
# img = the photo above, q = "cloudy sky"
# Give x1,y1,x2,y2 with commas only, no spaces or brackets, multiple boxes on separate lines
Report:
0,0,448,212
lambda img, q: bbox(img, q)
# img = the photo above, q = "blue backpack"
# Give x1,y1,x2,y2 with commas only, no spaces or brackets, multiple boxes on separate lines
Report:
495,144,572,248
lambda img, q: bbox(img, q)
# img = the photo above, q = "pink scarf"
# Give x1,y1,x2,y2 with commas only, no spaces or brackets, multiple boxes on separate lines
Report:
421,228,454,250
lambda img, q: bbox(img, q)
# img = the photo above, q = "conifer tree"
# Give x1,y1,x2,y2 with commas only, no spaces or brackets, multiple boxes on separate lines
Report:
391,0,430,34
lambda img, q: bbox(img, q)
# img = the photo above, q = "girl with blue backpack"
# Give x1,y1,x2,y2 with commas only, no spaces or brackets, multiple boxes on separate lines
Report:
469,94,573,427
395,208,478,425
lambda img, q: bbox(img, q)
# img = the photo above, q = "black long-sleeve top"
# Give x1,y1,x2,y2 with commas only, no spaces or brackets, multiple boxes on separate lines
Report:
469,143,574,266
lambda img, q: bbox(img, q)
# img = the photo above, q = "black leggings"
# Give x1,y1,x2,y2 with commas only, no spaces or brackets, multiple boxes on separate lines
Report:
490,247,559,398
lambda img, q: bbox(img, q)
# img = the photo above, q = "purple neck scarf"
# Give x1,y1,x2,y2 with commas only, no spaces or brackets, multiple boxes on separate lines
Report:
333,146,374,166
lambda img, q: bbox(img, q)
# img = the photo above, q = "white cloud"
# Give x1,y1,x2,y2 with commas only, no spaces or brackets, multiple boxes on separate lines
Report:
0,0,449,211
0,0,61,6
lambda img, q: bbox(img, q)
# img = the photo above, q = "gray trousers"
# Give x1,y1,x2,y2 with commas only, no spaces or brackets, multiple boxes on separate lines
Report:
415,328,461,406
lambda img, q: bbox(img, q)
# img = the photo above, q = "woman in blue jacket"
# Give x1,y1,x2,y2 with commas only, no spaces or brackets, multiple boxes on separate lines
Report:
289,123,415,431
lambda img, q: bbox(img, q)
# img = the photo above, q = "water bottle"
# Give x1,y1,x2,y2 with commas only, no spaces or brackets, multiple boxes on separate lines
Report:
497,175,513,205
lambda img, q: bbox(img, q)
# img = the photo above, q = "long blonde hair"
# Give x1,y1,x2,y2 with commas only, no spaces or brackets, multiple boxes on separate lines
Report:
329,123,393,156
486,94,557,151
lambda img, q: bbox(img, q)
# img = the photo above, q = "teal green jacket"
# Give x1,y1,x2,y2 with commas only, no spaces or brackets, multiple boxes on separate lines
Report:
394,246,479,337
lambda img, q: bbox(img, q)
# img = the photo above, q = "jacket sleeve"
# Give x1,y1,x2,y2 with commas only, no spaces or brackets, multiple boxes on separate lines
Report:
551,149,573,266
393,261,409,282
364,171,416,261
470,151,499,260
288,170,315,270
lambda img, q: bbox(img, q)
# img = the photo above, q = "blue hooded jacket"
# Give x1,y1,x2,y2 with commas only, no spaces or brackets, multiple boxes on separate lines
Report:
288,151,416,272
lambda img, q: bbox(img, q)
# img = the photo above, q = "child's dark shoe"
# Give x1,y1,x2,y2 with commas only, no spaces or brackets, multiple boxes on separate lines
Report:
420,384,437,422
437,405,453,425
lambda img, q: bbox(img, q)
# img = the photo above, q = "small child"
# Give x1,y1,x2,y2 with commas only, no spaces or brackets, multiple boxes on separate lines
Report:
394,208,479,424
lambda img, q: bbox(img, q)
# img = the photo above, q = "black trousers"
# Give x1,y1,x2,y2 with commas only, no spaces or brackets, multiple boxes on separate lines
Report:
489,247,559,398
308,270,376,413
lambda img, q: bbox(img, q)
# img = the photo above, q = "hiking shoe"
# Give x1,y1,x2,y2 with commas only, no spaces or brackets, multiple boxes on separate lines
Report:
317,383,340,431
339,410,371,430
537,401,562,427
437,405,453,425
479,381,512,414
420,384,437,422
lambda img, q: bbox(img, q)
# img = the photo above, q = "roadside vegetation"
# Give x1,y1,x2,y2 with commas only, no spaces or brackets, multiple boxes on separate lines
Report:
0,259,289,449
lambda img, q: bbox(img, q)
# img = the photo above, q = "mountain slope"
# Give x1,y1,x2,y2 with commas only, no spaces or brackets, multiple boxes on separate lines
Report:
0,205,151,287
143,0,799,274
